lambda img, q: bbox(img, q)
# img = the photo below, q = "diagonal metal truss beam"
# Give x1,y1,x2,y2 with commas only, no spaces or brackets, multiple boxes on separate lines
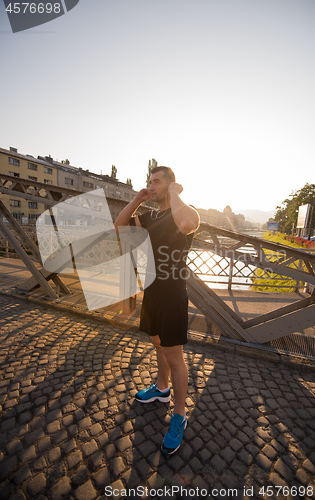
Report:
0,178,133,298
242,289,315,329
0,173,83,206
0,199,70,296
0,215,58,299
245,304,315,344
186,270,257,343
189,223,315,343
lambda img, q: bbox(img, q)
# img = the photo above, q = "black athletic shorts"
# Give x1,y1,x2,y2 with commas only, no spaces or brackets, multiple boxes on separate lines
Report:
139,292,188,347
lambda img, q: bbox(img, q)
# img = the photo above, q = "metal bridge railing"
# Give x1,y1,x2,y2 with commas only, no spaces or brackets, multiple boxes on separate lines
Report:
0,225,37,259
189,222,315,293
188,243,255,290
188,243,315,292
1,223,315,294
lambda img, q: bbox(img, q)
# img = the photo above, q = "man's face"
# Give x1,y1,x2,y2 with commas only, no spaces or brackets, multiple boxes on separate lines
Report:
149,171,170,203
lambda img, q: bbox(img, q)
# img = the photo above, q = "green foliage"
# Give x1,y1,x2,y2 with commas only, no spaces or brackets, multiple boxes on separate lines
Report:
111,165,117,178
274,183,315,234
251,231,307,292
261,231,303,248
253,269,299,292
61,158,70,164
146,158,157,188
260,230,315,249
126,178,133,188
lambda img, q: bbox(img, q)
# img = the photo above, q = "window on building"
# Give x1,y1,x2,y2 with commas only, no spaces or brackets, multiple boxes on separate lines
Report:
13,213,22,220
116,190,121,197
8,157,20,166
124,193,130,200
83,181,93,189
44,167,53,175
28,202,38,209
9,172,20,178
44,204,51,210
44,179,52,184
28,162,37,171
10,200,21,207
65,178,74,185
29,214,39,220
28,176,37,182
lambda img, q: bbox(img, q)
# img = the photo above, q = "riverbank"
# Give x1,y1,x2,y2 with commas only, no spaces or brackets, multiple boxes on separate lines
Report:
262,232,315,249
252,232,315,292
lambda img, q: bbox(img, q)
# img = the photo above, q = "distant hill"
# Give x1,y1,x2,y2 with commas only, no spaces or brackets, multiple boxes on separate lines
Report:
235,209,275,225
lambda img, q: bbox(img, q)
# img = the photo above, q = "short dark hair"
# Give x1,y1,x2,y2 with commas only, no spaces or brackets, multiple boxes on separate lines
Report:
151,166,175,184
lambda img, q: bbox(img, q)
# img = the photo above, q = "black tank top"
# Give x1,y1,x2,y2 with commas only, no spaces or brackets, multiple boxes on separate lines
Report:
133,208,194,299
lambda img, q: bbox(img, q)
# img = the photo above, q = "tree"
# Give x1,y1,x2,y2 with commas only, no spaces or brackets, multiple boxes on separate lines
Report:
111,165,117,179
146,158,157,187
126,178,133,188
61,159,70,165
274,183,315,234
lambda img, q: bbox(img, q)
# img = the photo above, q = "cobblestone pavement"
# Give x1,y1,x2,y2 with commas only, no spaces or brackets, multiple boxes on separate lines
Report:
1,294,315,500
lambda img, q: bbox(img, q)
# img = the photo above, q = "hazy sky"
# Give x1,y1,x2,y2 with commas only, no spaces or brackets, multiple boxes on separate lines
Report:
1,0,314,214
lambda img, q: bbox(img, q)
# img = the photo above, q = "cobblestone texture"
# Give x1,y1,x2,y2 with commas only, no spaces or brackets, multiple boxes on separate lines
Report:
0,294,315,499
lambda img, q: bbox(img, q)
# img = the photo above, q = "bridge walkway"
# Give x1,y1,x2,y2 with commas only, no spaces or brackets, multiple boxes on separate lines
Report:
1,292,315,498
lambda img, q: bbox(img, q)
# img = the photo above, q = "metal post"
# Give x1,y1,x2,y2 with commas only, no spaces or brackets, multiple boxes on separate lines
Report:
295,259,302,292
119,239,137,314
228,256,234,290
307,203,314,240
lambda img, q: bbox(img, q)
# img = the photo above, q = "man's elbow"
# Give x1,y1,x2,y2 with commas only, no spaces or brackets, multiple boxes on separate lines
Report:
114,218,126,232
179,217,200,235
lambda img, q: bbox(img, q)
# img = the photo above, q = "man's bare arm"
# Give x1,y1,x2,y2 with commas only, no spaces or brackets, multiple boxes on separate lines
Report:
168,183,200,235
113,189,151,230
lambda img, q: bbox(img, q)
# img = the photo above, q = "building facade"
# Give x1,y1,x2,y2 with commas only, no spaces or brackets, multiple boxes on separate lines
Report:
0,147,58,223
197,207,224,227
197,206,254,231
0,147,137,223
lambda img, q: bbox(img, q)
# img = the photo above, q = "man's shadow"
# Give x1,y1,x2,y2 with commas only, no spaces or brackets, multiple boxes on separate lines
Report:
0,296,171,498
120,341,315,499
1,295,315,500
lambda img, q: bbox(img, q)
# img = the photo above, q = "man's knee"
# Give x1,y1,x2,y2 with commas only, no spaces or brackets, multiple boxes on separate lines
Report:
162,345,184,368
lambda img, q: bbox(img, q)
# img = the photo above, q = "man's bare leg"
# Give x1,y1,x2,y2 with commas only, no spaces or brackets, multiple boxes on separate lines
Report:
151,337,188,417
151,335,170,391
162,345,188,418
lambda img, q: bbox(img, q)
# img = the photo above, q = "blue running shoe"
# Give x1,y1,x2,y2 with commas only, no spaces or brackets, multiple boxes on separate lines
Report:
161,412,187,455
135,384,171,403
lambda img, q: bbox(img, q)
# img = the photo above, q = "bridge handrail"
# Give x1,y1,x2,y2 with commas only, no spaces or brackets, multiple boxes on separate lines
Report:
195,222,315,264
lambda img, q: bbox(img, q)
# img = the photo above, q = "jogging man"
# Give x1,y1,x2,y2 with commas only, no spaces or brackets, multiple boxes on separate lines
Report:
114,166,199,454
